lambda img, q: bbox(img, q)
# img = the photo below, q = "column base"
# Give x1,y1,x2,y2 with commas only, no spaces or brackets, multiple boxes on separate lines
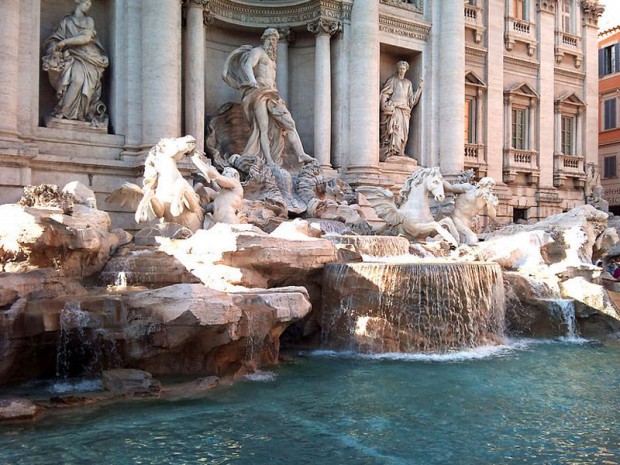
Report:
343,165,394,189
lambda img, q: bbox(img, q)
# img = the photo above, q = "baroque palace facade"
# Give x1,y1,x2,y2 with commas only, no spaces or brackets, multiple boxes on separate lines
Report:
0,0,604,229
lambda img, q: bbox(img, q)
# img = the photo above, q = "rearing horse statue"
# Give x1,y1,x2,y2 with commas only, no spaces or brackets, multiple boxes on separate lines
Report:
357,167,460,247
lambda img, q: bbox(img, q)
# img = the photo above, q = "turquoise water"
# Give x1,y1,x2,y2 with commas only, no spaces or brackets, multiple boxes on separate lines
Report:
1,340,619,465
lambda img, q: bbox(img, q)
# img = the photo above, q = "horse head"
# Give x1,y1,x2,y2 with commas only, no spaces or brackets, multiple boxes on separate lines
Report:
401,167,446,203
151,135,197,162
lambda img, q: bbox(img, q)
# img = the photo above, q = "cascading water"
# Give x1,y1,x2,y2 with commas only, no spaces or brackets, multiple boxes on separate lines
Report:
321,262,506,353
56,301,121,378
325,235,410,258
544,299,579,340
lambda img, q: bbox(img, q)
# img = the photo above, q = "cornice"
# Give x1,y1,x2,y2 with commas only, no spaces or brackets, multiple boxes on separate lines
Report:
504,54,540,70
536,0,556,14
554,66,586,80
207,0,351,28
465,45,487,58
379,14,431,41
380,0,423,15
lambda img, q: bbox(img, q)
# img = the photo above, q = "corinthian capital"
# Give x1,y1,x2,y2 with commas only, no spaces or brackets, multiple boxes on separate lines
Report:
277,27,296,44
580,0,604,27
307,18,342,37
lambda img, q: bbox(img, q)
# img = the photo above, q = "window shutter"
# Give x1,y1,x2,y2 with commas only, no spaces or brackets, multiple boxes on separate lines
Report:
600,48,606,77
615,43,620,73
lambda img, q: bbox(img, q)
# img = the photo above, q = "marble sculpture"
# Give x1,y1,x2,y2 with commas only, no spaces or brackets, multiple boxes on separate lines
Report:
379,61,422,161
358,167,460,247
106,136,204,232
42,0,109,125
223,27,314,166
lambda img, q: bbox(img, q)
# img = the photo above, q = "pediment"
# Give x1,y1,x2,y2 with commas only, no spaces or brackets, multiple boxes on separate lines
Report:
465,70,486,87
555,91,585,107
504,82,539,99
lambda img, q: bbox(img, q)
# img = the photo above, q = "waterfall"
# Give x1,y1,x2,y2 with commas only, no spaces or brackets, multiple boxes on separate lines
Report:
545,299,579,340
321,262,506,353
56,301,121,378
325,235,410,258
114,271,128,287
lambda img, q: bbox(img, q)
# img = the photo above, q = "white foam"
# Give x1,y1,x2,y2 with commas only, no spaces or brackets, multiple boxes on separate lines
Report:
308,339,577,363
243,371,277,382
49,379,103,394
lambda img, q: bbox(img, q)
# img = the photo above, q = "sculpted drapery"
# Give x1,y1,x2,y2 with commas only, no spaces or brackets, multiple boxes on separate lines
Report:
43,1,109,123
379,61,422,161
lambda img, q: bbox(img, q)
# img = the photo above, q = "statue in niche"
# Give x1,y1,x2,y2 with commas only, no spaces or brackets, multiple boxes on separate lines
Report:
222,27,314,166
379,61,423,161
42,0,109,126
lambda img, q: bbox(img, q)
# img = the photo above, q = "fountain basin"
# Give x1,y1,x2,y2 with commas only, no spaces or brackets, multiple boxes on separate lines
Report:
321,261,505,353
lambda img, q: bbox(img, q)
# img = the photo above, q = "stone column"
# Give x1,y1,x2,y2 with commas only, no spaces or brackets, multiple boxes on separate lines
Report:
184,0,210,154
537,2,556,187
581,1,604,166
344,0,384,186
141,0,183,144
437,0,465,176
331,30,349,169
308,19,341,169
0,0,20,141
276,27,293,105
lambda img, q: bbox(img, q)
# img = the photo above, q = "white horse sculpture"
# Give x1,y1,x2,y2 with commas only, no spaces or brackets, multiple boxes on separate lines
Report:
358,167,460,247
106,135,204,232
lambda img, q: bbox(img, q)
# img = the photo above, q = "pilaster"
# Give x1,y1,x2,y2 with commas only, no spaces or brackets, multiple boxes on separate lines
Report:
486,0,505,183
537,2,555,188
437,0,465,176
581,0,603,166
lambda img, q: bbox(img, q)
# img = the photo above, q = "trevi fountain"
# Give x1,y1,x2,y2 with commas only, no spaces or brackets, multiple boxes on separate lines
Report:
0,2,619,464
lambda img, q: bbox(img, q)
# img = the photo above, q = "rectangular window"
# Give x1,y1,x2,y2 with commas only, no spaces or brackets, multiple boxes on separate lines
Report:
513,0,527,20
604,156,617,178
465,98,476,144
561,0,572,33
561,116,574,155
512,108,528,150
601,45,618,76
604,98,617,130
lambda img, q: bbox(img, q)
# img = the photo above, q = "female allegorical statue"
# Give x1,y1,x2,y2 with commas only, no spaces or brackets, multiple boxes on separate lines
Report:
42,0,109,124
379,61,422,161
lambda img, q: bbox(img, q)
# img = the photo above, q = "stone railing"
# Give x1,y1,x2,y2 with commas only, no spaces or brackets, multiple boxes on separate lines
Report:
553,153,585,187
503,148,539,184
554,30,583,67
464,143,488,176
464,3,484,43
504,17,536,55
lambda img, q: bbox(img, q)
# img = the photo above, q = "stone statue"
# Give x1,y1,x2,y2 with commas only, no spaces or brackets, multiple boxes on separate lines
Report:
379,61,422,161
192,153,244,225
42,0,109,125
222,28,314,166
106,136,204,232
358,167,460,247
585,162,609,212
445,177,499,245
